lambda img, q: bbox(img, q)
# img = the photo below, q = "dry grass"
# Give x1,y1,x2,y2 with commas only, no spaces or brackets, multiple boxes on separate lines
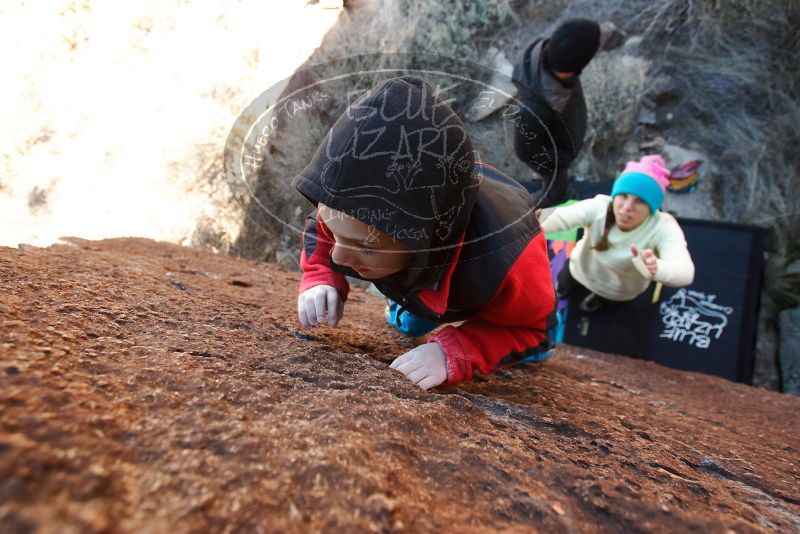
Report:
579,52,654,179
664,4,798,224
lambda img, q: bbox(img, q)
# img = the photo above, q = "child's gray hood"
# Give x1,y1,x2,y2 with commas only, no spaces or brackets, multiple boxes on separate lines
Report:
293,76,481,286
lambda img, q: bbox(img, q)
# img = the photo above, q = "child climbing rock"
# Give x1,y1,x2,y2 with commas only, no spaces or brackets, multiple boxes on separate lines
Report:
540,155,695,313
294,76,555,390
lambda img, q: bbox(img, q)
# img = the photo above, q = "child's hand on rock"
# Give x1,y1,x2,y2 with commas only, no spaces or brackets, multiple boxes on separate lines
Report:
390,342,447,390
630,245,658,276
297,285,344,327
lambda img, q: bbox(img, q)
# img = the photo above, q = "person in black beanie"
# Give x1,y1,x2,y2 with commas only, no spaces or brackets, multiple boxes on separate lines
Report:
511,18,601,208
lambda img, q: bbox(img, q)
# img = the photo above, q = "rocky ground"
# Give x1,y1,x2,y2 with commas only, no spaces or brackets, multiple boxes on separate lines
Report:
1,238,798,533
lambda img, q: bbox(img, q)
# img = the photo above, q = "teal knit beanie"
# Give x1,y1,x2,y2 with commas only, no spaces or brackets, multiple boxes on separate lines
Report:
611,155,670,213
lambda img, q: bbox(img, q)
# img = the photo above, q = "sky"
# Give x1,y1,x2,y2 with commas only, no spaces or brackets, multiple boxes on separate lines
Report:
0,0,342,248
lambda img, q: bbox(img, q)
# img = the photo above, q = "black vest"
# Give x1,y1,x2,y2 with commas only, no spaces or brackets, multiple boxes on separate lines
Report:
364,164,541,323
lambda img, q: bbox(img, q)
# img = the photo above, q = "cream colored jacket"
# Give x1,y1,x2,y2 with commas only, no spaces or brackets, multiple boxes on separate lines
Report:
541,195,695,301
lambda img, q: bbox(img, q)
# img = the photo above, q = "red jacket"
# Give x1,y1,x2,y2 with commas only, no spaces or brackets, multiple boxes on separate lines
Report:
299,209,554,386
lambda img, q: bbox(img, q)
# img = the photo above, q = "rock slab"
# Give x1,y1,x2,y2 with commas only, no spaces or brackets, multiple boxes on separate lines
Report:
780,307,800,395
1,239,799,533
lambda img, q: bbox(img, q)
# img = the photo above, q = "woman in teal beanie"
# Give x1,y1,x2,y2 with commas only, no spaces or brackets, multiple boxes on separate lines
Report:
541,155,695,312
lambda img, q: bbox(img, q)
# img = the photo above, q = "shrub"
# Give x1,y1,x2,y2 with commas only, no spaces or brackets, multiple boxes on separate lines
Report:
579,52,653,180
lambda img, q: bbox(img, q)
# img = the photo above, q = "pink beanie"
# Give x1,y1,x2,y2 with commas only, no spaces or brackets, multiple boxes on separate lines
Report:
611,155,670,213
622,155,670,190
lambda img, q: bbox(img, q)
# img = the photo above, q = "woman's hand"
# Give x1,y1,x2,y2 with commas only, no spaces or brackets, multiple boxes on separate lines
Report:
297,285,344,327
631,245,658,276
390,342,448,390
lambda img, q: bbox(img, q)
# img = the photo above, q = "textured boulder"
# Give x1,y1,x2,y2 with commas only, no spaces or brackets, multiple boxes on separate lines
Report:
1,239,799,532
779,307,800,395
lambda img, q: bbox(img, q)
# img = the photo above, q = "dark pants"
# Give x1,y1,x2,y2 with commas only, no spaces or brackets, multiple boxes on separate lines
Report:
556,259,578,291
528,167,571,209
511,107,573,209
557,259,607,304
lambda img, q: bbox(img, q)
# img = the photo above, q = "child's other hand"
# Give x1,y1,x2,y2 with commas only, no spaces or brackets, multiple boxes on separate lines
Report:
631,245,658,276
390,342,447,390
297,285,344,327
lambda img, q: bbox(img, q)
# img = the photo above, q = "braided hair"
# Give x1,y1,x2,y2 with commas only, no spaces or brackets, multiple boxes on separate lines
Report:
593,201,616,252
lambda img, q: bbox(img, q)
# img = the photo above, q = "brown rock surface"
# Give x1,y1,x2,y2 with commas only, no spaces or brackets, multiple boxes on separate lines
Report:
1,238,798,533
